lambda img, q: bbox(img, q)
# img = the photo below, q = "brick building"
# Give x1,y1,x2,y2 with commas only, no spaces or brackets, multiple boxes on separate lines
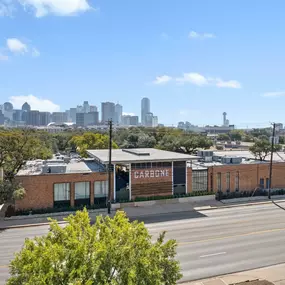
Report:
15,148,285,212
16,149,196,211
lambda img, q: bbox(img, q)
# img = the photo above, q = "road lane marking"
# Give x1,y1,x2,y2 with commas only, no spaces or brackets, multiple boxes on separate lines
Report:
0,265,8,268
200,252,226,258
178,227,285,246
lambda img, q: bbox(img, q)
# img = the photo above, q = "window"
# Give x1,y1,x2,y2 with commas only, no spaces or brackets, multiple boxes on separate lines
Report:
217,173,222,192
75,182,90,199
53,183,70,208
260,178,265,189
226,172,230,191
192,170,208,192
266,178,270,189
235,172,239,191
94,181,108,197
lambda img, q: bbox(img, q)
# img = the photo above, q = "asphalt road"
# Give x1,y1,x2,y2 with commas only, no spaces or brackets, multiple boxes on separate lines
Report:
1,202,285,284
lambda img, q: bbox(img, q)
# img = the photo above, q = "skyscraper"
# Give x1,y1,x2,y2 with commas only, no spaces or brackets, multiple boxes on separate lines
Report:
26,111,40,126
101,102,115,123
83,101,90,113
22,102,31,112
115,103,123,125
141,97,150,126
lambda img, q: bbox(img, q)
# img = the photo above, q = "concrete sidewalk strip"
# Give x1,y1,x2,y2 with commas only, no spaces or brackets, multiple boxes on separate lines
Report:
181,263,285,285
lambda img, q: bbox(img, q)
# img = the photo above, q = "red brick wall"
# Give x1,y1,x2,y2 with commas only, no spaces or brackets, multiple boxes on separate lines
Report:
187,167,192,193
16,172,110,211
208,162,285,193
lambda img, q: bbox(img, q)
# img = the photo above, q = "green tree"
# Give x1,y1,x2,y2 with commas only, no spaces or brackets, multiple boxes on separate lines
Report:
249,139,282,161
7,210,182,285
217,134,230,141
0,130,52,181
70,132,119,157
229,130,244,141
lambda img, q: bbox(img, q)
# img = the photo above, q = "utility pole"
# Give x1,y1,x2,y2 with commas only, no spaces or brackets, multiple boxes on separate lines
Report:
107,119,113,214
268,122,276,199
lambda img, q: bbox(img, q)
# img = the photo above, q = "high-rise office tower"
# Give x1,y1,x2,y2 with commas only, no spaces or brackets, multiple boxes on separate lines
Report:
83,101,90,113
0,111,4,125
26,111,40,126
115,103,123,124
51,112,68,124
39,112,51,126
141,97,150,126
89,105,98,112
101,102,115,123
3,102,13,120
69,108,77,122
22,102,31,112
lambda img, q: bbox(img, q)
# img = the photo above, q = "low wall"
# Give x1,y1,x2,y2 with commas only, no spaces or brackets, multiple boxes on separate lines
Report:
112,195,216,209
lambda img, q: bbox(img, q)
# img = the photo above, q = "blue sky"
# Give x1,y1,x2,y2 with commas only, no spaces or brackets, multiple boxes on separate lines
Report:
1,0,285,127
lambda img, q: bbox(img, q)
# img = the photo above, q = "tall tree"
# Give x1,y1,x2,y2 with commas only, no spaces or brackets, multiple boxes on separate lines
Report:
7,210,182,285
0,129,52,181
249,139,281,161
70,132,118,157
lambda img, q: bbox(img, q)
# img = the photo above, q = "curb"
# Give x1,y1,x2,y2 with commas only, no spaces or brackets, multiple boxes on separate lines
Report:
0,220,68,230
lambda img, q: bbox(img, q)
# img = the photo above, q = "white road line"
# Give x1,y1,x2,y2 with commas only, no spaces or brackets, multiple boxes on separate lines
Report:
199,252,226,258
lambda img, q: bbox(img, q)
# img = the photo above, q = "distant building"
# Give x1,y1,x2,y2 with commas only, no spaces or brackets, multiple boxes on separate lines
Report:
69,108,77,122
22,102,31,112
115,103,123,124
223,112,230,127
83,101,90,113
101,102,115,123
39,112,51,126
145,112,154,127
3,102,13,120
51,112,68,124
76,112,99,127
26,111,40,126
89,105,98,113
141,97,150,126
0,110,4,125
122,115,139,126
13,110,23,122
152,116,158,127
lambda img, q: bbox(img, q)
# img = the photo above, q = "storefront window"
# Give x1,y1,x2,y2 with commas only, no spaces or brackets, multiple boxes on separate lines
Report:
54,183,70,207
192,170,208,192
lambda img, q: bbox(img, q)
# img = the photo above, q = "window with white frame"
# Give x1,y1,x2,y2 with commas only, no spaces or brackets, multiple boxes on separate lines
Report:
94,181,108,198
54,183,70,201
75,182,90,199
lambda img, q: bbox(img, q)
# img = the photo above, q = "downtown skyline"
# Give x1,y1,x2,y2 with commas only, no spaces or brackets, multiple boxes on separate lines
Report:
2,1,285,128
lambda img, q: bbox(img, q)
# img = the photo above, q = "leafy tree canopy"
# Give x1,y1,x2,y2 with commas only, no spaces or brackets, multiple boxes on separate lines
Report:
7,210,182,285
70,132,119,157
249,139,281,161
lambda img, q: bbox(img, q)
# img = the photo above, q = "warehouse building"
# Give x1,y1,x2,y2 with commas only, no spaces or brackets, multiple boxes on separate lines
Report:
14,148,285,212
15,149,196,211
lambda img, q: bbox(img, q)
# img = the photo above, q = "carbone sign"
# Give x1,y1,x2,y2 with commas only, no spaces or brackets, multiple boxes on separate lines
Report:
133,169,169,179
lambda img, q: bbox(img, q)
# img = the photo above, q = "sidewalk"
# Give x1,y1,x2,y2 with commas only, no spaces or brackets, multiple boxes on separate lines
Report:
181,263,285,285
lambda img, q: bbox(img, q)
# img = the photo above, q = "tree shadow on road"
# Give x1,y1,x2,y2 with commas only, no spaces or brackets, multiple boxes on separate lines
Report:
129,210,207,224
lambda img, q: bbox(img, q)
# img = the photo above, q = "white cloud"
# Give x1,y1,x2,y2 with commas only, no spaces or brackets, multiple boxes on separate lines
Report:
6,38,40,57
123,112,135,116
188,31,216,39
18,0,91,17
214,79,241,89
176,73,208,86
153,75,172,85
262,91,285,98
7,38,28,54
153,72,241,89
9,95,60,112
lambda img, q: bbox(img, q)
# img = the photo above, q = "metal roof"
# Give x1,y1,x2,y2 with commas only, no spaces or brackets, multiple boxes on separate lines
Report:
87,148,197,164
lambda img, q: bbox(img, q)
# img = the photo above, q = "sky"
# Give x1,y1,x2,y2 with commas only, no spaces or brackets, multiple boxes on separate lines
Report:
1,0,285,128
